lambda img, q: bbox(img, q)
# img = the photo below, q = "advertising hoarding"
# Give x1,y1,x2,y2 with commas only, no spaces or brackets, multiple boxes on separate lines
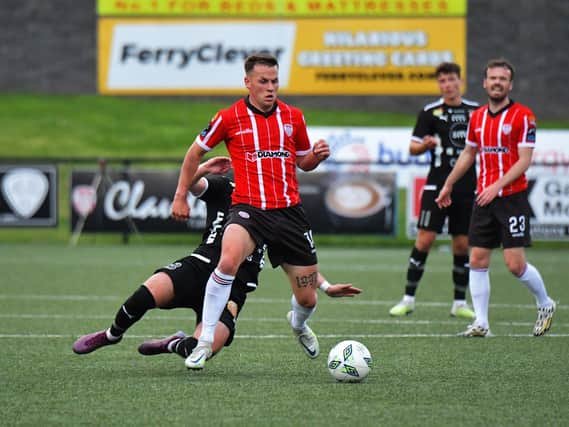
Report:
71,167,397,235
98,18,465,95
0,165,58,227
97,0,467,17
406,175,569,240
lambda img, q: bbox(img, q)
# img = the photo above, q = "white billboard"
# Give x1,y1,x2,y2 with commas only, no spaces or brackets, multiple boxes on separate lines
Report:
308,127,569,188
106,22,296,89
527,175,569,239
307,126,430,187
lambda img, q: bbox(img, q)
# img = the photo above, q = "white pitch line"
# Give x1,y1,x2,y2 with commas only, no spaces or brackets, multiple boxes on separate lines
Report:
248,298,568,310
0,294,566,310
0,294,119,301
0,313,567,329
0,333,568,339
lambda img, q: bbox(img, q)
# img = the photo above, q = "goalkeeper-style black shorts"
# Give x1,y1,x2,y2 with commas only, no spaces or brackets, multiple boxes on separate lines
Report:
417,188,474,235
154,254,253,347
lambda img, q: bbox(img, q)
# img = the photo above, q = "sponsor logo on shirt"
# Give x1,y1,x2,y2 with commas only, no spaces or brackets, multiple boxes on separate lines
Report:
432,108,443,117
450,113,467,123
246,150,291,162
482,146,509,153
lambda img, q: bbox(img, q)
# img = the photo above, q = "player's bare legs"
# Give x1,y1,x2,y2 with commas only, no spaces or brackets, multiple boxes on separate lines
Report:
144,273,176,306
390,229,436,316
502,247,526,277
283,263,320,358
73,273,173,354
186,224,255,369
503,248,555,336
450,234,475,318
415,229,437,253
139,321,231,357
391,229,473,318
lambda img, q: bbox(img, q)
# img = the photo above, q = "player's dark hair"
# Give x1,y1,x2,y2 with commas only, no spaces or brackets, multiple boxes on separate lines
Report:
484,58,515,81
435,62,461,78
244,53,279,74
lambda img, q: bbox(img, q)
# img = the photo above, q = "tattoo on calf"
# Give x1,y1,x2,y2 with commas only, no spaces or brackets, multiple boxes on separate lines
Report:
295,272,317,288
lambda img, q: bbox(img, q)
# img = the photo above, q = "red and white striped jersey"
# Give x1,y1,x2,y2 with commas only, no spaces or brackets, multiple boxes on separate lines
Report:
466,101,536,197
195,97,312,210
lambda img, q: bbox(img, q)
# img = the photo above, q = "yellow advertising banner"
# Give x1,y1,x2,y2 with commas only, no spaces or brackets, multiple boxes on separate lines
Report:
97,0,467,17
290,18,465,95
98,18,465,95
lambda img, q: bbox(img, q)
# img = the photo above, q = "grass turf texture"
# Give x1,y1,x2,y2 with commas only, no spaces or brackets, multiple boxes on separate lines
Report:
1,244,567,426
1,94,567,159
0,94,420,158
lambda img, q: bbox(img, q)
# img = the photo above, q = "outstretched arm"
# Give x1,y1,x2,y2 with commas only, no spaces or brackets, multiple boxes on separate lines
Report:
189,157,232,196
318,272,362,298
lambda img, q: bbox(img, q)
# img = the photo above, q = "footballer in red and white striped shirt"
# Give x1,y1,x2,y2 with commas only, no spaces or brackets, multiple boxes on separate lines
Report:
466,101,536,197
436,59,556,338
171,54,331,369
195,97,312,210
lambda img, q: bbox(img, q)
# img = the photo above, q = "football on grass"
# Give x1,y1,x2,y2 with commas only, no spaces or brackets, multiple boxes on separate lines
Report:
327,340,372,383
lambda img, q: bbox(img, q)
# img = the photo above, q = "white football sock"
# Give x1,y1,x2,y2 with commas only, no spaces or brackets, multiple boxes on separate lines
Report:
290,294,316,330
199,268,234,345
518,263,551,307
469,268,490,329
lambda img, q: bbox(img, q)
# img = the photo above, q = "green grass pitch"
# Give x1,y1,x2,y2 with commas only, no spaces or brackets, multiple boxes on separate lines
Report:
1,244,567,426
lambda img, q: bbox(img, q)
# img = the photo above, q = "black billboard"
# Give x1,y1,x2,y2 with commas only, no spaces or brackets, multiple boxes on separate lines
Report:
70,169,206,233
70,168,396,235
0,164,58,227
299,170,396,235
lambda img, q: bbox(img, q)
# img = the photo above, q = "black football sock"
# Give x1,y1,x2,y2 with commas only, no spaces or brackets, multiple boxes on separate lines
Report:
453,255,470,300
405,246,428,296
109,285,156,337
174,336,198,358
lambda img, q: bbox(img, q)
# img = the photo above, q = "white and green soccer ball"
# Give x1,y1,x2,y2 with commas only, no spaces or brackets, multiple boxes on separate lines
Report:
327,340,372,383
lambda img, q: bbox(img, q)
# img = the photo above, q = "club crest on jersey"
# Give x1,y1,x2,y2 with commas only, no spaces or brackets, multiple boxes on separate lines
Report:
502,124,512,135
246,150,291,162
283,123,293,136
